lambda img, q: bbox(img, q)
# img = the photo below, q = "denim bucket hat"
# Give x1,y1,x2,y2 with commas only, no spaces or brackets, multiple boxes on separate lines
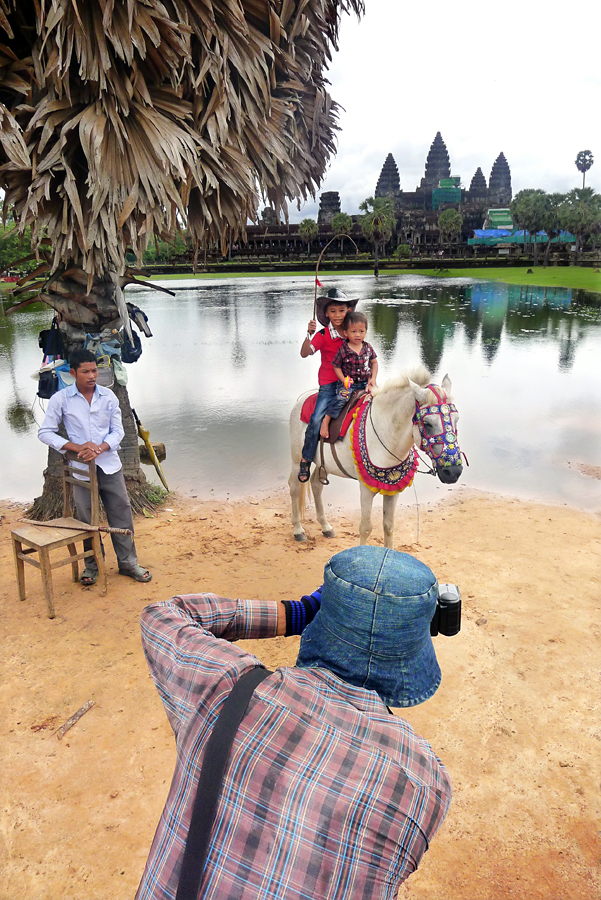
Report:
296,546,441,707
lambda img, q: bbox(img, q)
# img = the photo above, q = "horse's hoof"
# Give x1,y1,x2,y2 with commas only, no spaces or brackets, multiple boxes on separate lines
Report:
294,533,307,542
323,529,336,538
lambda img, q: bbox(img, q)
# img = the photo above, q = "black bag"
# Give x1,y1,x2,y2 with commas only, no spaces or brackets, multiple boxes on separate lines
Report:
38,316,66,359
37,369,59,399
121,330,142,363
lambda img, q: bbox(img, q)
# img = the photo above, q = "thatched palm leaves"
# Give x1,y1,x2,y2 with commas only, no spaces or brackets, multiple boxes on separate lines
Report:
0,0,364,279
0,0,363,514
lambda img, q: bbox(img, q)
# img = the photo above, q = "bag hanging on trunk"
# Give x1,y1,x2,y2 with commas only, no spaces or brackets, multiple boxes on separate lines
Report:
121,330,142,363
37,317,66,397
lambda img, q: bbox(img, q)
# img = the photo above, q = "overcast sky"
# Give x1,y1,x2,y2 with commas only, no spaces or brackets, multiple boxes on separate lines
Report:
286,0,600,223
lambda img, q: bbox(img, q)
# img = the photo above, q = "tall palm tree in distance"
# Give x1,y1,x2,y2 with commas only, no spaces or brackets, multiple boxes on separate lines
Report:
0,0,364,515
359,196,396,277
331,212,353,254
575,150,594,189
298,218,319,257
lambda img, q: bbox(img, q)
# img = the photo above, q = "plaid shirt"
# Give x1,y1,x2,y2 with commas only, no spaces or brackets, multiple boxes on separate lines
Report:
332,340,377,384
136,594,451,900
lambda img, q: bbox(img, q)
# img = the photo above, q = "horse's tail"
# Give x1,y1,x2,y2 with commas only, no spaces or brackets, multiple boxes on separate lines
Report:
298,478,312,523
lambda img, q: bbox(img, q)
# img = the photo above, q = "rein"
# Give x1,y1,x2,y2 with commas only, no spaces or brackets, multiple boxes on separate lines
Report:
368,401,437,476
350,399,419,495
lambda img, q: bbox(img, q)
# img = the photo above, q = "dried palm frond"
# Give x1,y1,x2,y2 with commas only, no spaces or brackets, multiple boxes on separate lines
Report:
0,0,364,281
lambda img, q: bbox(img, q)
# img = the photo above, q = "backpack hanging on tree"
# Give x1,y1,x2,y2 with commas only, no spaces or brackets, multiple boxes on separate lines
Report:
38,316,66,364
121,330,142,363
37,317,65,398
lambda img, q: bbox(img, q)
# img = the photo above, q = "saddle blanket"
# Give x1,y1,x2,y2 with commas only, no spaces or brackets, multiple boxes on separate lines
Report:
300,392,357,439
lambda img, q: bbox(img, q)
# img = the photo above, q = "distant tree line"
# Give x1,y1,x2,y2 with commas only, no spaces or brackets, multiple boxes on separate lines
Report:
510,186,601,265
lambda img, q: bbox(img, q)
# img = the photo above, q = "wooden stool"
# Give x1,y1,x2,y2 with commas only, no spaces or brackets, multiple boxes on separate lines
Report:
11,453,107,618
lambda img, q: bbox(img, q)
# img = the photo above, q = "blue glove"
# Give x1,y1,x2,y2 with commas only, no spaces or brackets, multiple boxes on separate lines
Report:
282,586,323,636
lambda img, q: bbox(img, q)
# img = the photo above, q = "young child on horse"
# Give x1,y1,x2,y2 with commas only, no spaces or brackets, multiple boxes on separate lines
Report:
298,288,358,483
319,311,378,440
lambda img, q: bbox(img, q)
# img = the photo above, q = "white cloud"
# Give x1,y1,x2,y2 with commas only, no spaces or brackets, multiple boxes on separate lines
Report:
286,0,600,222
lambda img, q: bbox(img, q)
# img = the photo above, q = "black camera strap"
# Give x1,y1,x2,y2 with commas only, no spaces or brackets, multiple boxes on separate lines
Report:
176,665,272,900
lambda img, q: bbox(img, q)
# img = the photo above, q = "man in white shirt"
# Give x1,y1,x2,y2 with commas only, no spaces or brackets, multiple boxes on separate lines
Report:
38,349,151,584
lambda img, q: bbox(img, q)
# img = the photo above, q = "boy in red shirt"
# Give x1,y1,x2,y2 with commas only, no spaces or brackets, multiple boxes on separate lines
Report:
298,288,358,482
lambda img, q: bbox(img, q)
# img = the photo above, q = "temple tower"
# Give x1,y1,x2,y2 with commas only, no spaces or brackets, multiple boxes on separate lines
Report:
375,153,401,199
469,167,487,196
420,132,451,189
317,191,341,226
488,152,512,205
260,207,279,226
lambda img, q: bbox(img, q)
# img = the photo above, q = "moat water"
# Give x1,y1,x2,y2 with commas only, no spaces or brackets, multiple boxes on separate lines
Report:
1,274,600,511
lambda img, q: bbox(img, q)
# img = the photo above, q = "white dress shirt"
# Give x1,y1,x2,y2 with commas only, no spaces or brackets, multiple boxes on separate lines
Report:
38,383,124,474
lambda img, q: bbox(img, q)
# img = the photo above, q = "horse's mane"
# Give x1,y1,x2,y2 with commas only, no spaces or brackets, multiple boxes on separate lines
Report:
372,365,432,397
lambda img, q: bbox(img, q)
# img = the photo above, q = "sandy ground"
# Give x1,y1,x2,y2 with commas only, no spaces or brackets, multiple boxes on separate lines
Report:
1,485,600,900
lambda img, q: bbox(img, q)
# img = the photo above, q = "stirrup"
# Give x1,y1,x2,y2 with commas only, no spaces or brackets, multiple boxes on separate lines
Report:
318,439,330,485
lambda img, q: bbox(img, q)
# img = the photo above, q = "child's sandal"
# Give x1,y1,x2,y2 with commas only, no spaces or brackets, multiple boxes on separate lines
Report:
298,461,311,483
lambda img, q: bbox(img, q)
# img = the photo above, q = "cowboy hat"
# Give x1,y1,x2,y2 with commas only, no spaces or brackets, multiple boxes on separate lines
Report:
315,288,359,327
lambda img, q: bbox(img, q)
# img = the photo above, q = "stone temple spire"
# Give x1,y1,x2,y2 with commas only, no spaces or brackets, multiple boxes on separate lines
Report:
488,152,512,205
420,132,451,189
375,153,401,199
469,167,487,195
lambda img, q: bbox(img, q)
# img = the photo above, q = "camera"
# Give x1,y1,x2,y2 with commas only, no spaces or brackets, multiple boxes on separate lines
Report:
430,584,461,637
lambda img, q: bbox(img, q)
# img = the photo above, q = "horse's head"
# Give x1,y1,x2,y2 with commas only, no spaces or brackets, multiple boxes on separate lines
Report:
410,375,463,484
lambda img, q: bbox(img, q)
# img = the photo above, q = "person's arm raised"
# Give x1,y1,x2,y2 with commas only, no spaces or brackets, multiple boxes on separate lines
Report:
300,319,317,357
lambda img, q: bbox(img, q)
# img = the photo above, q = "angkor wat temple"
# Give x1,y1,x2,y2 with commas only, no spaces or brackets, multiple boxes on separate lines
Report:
318,132,512,247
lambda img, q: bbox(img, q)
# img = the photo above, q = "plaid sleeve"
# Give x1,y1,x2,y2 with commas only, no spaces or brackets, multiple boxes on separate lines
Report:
140,594,278,735
368,341,377,360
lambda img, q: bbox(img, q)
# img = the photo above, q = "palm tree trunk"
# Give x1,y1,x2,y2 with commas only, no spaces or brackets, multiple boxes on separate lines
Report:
373,243,379,277
543,235,552,267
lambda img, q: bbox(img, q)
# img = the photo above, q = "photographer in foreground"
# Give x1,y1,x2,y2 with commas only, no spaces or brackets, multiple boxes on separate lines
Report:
136,546,456,900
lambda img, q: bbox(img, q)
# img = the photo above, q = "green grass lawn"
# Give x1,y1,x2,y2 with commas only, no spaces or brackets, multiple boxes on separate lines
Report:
417,266,601,293
148,266,601,293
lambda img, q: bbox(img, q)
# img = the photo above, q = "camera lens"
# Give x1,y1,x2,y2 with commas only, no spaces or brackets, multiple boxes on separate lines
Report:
437,585,461,636
431,584,461,637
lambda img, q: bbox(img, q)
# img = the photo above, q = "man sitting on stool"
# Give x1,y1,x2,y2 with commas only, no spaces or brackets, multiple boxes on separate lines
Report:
38,349,151,584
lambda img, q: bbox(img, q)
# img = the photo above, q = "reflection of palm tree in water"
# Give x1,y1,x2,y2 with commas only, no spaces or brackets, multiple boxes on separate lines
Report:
231,301,246,368
5,347,36,434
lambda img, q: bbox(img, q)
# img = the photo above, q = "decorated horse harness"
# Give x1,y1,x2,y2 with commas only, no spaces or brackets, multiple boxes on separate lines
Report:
347,383,461,495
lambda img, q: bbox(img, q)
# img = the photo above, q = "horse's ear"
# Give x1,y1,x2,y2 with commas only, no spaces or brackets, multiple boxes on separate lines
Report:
441,374,452,393
409,379,429,404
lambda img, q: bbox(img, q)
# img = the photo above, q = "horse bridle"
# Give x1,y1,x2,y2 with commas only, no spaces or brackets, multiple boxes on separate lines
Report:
368,383,463,474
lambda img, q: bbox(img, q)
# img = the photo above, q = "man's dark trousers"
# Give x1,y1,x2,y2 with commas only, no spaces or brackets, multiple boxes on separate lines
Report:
73,467,137,570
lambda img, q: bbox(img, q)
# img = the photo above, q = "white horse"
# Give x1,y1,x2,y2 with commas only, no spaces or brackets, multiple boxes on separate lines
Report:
288,366,463,547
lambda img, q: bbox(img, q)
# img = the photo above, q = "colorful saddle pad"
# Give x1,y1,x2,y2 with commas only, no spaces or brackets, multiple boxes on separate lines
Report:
300,392,358,440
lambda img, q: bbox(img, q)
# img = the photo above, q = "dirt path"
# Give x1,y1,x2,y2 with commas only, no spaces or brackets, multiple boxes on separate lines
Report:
1,488,600,900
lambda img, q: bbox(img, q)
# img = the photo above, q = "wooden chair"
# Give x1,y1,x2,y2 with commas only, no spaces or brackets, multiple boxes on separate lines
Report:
11,452,107,618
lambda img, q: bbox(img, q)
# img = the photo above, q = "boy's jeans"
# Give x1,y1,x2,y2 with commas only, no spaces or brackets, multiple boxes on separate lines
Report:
301,382,337,463
325,380,368,421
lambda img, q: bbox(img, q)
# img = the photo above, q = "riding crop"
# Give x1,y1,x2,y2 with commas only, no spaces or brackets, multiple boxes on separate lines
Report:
19,519,133,535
